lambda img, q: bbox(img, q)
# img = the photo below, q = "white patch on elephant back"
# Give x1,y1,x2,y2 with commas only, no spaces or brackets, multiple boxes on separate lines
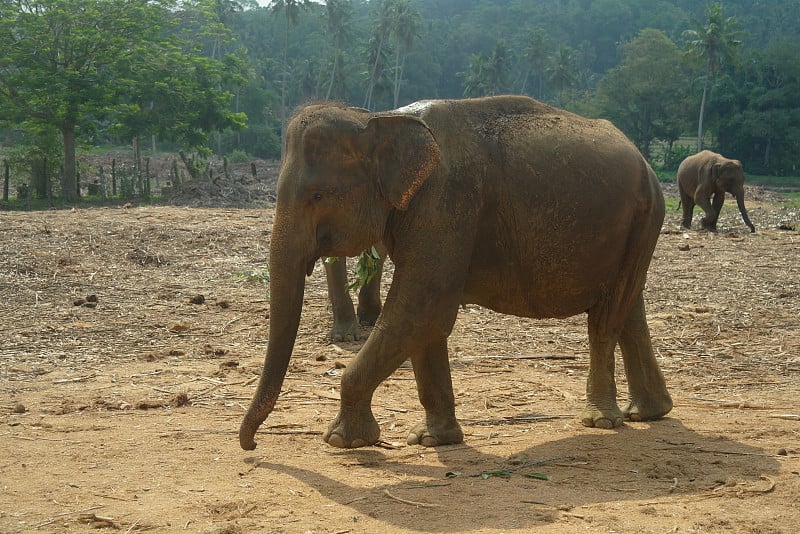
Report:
393,100,434,116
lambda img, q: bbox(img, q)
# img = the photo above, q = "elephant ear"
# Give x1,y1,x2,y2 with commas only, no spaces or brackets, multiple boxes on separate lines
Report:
711,162,721,180
362,115,440,210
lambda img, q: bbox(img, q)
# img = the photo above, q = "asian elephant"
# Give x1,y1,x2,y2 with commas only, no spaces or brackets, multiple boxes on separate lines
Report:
323,248,386,342
677,150,756,233
239,95,673,451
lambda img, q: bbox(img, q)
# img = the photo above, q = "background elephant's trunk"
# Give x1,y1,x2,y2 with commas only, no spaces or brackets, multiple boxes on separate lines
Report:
239,227,307,450
735,188,756,233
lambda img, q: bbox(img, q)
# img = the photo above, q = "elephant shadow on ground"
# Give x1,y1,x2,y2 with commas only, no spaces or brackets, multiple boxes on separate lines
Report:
245,418,779,532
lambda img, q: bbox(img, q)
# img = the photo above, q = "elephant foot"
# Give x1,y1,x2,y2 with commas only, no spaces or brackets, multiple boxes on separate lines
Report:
328,318,362,342
323,408,380,448
622,393,673,422
580,404,624,429
357,303,381,326
407,418,464,447
700,218,717,232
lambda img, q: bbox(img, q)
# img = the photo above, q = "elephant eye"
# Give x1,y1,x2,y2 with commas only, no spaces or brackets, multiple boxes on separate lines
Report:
312,192,324,202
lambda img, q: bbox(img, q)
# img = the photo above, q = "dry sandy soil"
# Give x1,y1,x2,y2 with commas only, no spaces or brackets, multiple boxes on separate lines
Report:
1,186,799,533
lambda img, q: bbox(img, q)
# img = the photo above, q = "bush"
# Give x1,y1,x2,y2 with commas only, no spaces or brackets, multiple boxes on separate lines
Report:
227,149,250,164
662,143,693,171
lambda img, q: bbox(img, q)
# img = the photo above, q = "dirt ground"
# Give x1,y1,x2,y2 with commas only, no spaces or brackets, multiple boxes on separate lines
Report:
1,186,799,533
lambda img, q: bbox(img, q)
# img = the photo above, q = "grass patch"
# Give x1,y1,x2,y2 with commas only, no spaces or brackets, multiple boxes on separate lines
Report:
664,197,680,212
237,267,270,284
781,192,800,207
747,175,800,190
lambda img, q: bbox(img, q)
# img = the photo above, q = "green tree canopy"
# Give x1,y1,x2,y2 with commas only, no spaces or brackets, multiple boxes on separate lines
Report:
597,28,690,159
682,1,744,151
0,0,245,201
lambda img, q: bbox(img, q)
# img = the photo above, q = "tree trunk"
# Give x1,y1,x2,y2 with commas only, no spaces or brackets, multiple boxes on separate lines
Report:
2,159,8,202
133,136,142,196
392,45,402,108
60,125,78,202
697,60,711,152
280,14,290,160
364,35,385,110
325,47,339,100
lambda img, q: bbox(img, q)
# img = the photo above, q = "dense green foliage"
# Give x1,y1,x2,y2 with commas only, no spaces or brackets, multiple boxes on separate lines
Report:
0,0,245,201
2,0,799,201
224,0,800,175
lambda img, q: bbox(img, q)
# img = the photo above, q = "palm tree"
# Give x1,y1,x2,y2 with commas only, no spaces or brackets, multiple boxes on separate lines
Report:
486,41,511,95
364,0,394,110
546,45,578,105
324,0,353,100
461,41,511,97
390,0,420,108
462,52,490,97
269,0,312,157
521,29,549,99
682,2,742,151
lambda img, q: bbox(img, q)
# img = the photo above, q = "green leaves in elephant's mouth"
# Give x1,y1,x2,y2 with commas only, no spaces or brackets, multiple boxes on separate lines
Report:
324,247,381,290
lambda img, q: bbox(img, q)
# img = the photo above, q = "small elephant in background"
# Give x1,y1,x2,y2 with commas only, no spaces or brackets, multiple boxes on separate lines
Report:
323,248,386,342
676,150,756,233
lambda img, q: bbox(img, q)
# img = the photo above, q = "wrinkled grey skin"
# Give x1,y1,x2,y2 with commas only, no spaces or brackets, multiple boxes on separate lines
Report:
240,95,672,451
677,150,756,233
324,248,386,342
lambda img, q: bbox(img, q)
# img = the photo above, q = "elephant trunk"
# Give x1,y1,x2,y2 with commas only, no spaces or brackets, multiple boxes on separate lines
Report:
239,218,308,450
735,188,756,233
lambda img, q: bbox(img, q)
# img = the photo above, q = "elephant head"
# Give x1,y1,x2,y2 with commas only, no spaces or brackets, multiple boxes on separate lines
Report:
239,105,441,450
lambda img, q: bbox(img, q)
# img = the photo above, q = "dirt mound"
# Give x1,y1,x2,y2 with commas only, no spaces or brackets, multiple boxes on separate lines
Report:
78,152,281,207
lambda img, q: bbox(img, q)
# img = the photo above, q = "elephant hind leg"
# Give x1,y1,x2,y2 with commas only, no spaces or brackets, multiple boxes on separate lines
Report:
407,337,463,447
324,257,361,342
356,251,385,326
679,190,695,229
619,294,673,422
583,307,624,429
583,192,665,429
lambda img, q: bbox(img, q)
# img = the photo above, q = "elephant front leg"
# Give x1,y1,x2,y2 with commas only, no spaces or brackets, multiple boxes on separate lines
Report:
618,295,673,421
697,193,720,231
324,257,361,341
323,331,407,448
407,337,464,447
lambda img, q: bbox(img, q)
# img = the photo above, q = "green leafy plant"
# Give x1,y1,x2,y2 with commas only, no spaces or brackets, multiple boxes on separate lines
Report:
324,247,382,290
238,266,270,284
348,246,381,290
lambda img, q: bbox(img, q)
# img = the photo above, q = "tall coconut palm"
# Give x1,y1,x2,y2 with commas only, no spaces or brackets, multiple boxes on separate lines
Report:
363,0,394,110
521,29,549,99
323,0,353,100
461,52,490,97
461,41,511,98
269,0,312,157
546,45,578,105
390,0,420,108
682,2,742,151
